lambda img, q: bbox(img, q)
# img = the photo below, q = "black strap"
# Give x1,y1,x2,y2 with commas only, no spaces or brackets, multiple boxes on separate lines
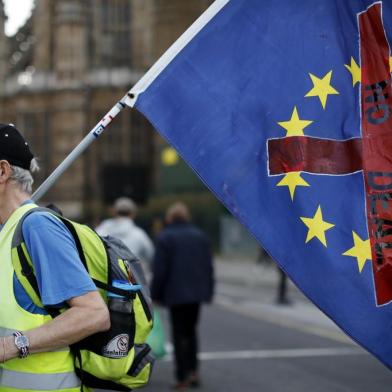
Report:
17,245,40,298
93,279,136,300
127,344,151,376
74,368,130,391
17,244,62,319
44,306,62,319
72,347,85,392
136,292,152,322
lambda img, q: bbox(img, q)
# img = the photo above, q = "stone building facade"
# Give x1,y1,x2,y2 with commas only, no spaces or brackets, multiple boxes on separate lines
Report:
0,0,212,219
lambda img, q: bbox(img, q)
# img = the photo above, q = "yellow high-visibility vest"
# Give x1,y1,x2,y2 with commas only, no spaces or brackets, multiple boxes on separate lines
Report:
0,203,81,392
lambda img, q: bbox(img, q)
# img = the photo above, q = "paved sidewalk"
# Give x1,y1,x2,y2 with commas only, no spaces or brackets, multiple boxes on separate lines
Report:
214,256,355,345
215,256,288,288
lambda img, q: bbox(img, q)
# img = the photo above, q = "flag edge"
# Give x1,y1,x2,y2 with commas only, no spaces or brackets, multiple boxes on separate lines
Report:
125,0,231,107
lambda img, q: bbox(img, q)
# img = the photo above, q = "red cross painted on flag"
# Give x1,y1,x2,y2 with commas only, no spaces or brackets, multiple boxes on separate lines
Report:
268,3,392,306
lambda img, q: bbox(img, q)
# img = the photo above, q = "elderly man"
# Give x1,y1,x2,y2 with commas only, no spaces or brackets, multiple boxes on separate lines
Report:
0,123,110,391
96,197,154,267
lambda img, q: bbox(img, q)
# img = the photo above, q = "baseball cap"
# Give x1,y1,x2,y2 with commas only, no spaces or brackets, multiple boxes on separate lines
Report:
114,197,137,214
0,123,34,170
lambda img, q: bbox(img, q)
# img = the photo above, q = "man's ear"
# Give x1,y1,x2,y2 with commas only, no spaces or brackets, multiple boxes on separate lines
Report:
0,160,12,184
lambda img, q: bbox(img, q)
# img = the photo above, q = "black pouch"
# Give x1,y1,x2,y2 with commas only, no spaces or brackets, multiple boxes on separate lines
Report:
73,296,136,357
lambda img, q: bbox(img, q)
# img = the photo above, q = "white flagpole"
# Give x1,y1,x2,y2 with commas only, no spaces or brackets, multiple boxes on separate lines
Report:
32,92,134,201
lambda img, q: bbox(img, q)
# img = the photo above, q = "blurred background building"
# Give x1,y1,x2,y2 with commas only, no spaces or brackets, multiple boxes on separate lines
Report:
0,0,259,254
0,0,211,214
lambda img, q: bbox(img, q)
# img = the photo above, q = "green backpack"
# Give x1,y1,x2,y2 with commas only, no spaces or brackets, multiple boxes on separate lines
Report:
11,207,155,391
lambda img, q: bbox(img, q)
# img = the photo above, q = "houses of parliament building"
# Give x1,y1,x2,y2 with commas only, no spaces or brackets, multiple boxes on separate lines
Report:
0,0,211,219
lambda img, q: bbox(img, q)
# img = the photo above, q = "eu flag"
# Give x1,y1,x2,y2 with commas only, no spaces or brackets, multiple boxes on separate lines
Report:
126,0,392,369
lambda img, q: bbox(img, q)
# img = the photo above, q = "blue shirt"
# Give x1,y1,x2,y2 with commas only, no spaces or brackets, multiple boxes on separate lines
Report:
13,210,96,315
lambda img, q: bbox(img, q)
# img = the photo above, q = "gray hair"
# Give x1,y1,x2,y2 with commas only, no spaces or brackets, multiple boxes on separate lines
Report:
166,202,191,223
10,158,39,194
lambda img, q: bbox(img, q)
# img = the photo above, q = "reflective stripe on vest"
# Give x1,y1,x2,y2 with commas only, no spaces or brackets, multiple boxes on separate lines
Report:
0,367,81,390
0,328,15,337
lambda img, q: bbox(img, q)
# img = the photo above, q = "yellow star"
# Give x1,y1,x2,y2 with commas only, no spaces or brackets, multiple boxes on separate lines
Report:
300,205,335,247
305,71,339,109
344,57,361,87
277,107,313,136
390,57,392,73
277,172,310,200
342,232,371,273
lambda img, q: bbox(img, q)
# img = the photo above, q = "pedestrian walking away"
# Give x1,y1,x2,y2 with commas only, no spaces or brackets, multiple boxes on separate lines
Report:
276,266,292,305
151,202,215,390
96,197,155,269
0,123,110,391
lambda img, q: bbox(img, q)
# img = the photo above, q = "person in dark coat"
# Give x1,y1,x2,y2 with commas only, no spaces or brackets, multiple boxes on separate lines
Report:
151,202,214,390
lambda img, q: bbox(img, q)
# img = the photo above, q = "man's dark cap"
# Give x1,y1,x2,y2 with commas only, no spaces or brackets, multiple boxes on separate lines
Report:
0,123,34,170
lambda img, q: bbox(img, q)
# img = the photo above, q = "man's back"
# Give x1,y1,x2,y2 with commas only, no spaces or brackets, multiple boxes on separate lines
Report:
151,222,214,306
151,202,213,388
96,217,154,264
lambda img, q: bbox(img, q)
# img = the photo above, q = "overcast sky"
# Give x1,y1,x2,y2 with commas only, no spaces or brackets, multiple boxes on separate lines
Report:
4,0,34,36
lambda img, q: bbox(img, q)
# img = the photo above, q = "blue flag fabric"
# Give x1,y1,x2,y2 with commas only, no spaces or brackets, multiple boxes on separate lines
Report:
132,0,392,368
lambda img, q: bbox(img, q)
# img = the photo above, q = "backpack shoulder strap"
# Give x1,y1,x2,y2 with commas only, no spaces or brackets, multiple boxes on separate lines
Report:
11,207,71,315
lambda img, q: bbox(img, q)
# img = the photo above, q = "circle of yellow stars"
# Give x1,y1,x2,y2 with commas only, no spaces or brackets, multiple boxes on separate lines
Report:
271,56,392,272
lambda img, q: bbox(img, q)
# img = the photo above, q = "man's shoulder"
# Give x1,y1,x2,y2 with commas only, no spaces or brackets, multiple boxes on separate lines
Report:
132,224,149,237
156,226,172,241
97,217,134,230
95,218,116,232
179,223,205,235
21,211,74,245
23,210,61,229
97,218,115,227
160,223,206,239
